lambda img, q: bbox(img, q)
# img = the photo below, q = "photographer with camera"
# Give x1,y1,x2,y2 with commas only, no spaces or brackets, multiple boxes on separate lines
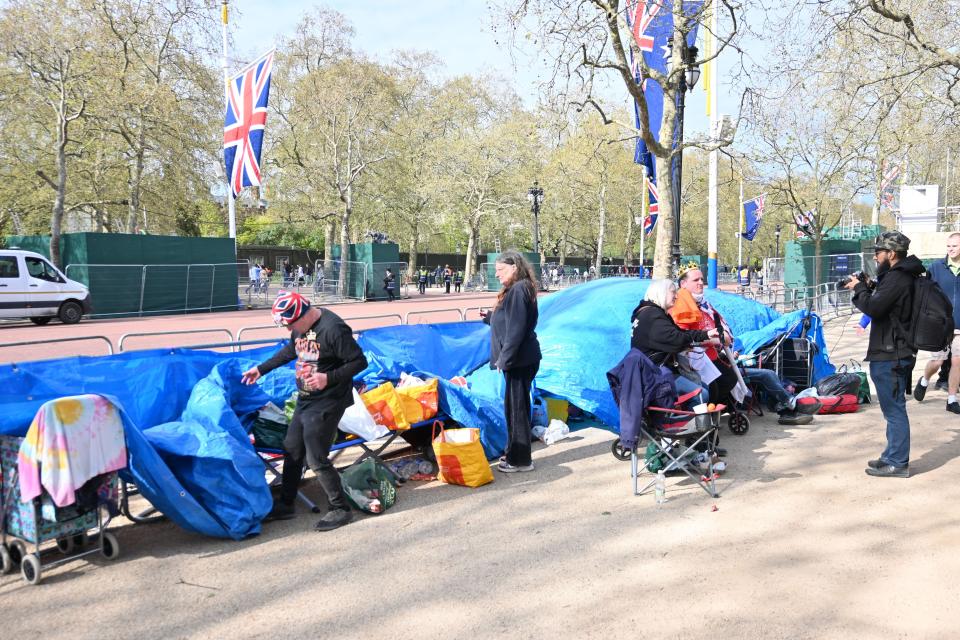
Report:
844,232,925,478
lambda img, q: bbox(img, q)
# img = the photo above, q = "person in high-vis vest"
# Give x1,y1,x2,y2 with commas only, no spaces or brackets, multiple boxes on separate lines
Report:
418,267,428,295
454,269,464,293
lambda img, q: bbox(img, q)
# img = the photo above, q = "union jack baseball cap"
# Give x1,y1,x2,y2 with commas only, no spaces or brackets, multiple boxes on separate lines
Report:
272,291,311,326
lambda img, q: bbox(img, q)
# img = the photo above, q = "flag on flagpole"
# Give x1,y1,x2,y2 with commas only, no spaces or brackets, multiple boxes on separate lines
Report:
794,209,816,237
741,194,765,241
224,49,275,199
644,175,659,236
625,0,704,234
702,2,714,117
879,161,900,210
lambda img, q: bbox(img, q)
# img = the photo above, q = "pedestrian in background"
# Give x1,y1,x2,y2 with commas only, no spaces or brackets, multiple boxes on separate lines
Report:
383,268,396,302
482,250,542,473
913,232,960,412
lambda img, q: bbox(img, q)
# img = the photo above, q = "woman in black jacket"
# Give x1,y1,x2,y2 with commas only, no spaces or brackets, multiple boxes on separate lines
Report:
631,279,718,406
483,250,542,473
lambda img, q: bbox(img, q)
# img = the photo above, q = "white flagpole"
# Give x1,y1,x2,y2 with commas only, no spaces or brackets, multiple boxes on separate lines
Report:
707,0,719,288
737,179,744,270
222,0,236,240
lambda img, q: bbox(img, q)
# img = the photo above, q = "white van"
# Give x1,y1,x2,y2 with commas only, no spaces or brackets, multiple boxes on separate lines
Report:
0,249,92,324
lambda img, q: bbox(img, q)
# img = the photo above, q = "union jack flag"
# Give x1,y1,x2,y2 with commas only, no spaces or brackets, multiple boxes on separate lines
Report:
879,161,900,210
224,50,274,199
630,0,663,53
644,176,659,236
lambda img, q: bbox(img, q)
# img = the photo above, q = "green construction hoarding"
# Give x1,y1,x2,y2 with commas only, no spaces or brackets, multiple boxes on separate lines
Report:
5,233,239,317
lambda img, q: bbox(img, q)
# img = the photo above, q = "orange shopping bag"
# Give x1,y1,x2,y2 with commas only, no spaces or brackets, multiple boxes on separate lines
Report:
397,378,439,424
431,421,493,488
361,382,411,431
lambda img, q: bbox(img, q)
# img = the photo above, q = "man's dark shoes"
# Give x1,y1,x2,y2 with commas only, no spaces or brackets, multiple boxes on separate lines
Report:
314,508,353,532
936,379,949,392
947,401,960,414
913,381,927,402
263,500,296,522
778,410,814,426
865,464,909,478
867,459,886,469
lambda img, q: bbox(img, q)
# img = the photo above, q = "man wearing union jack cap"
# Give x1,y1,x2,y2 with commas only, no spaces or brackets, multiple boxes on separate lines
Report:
242,291,367,531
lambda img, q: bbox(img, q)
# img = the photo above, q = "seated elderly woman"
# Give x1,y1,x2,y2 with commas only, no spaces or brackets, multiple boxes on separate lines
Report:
630,278,719,407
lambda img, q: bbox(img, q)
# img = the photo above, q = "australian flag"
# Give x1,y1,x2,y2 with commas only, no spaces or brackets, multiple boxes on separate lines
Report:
625,1,704,236
224,50,274,199
742,195,765,241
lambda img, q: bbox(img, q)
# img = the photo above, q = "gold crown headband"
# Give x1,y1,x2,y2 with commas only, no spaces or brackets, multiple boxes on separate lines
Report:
677,261,700,279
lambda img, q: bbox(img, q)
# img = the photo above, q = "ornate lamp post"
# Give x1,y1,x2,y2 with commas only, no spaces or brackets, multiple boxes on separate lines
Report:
668,41,701,270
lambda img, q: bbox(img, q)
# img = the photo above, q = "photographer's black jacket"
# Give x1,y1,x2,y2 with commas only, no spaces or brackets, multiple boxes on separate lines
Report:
852,255,925,361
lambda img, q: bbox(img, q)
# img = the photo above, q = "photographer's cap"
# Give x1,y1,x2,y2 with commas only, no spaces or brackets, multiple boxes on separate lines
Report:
872,231,910,252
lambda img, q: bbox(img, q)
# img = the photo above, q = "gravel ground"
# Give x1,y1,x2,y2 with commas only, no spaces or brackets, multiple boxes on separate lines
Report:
3,313,960,639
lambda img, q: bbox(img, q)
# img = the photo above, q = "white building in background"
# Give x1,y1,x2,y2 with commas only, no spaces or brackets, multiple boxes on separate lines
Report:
897,185,939,235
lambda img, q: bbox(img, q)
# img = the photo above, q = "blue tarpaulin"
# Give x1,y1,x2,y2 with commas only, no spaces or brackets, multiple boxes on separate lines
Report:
0,278,832,539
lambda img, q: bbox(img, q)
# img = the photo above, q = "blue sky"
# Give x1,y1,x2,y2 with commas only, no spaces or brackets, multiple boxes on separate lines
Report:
229,1,735,137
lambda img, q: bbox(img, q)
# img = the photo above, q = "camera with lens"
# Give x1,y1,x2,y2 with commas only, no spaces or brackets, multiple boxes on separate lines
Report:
837,271,873,290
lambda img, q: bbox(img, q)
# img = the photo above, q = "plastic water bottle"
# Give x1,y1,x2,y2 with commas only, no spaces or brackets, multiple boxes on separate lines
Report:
655,470,667,505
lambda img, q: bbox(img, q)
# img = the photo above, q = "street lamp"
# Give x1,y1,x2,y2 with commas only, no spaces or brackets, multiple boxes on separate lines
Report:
775,224,782,258
456,241,462,270
667,40,700,271
527,181,544,256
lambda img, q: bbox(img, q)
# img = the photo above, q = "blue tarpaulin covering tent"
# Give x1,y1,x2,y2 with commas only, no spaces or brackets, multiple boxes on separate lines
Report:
0,278,832,539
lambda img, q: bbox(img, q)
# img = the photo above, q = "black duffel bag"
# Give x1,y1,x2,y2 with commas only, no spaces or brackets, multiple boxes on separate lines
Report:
816,371,862,397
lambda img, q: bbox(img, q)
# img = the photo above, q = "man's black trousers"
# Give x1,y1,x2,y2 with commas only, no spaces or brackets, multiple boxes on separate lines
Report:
279,397,349,511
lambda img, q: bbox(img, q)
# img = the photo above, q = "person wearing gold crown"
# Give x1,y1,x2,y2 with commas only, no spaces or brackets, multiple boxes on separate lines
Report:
670,263,741,404
671,262,819,426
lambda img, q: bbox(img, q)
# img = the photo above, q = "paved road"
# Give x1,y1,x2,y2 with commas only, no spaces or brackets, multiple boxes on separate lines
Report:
0,288,500,364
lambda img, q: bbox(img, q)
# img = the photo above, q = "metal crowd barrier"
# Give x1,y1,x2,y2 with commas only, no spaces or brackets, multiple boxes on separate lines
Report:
118,328,236,352
0,336,114,365
404,308,466,324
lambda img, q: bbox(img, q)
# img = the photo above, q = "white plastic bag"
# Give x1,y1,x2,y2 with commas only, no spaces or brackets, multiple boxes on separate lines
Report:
258,402,287,425
543,419,571,445
397,372,426,389
340,389,389,441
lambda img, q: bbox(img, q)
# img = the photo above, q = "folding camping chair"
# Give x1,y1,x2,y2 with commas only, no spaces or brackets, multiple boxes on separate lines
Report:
329,416,447,483
255,448,322,513
630,389,725,499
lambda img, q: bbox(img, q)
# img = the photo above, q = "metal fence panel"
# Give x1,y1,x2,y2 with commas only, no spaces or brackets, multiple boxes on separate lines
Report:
66,262,246,317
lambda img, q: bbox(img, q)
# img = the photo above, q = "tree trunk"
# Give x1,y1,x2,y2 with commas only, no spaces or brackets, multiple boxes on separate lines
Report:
594,182,607,272
339,199,351,297
50,106,69,269
464,225,478,284
126,126,146,233
324,219,335,273
624,205,635,263
652,153,675,278
407,234,417,281
872,153,884,227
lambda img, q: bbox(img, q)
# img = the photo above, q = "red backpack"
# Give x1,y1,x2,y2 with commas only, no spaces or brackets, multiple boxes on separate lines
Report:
817,394,859,414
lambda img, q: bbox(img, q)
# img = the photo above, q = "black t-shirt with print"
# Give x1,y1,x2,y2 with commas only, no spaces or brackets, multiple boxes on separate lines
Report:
257,309,368,408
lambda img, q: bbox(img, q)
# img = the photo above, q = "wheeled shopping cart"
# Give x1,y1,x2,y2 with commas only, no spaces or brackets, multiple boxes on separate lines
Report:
0,435,121,585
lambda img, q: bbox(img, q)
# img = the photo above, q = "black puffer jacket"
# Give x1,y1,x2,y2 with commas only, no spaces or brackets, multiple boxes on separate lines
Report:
852,254,925,361
630,300,709,368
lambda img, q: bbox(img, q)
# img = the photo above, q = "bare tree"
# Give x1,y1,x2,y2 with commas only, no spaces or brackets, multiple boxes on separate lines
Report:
507,0,744,276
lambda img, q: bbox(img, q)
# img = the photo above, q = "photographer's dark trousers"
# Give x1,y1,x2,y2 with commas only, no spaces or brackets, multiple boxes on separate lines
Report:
385,285,396,302
503,362,540,467
279,398,349,511
870,357,914,468
418,280,426,295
